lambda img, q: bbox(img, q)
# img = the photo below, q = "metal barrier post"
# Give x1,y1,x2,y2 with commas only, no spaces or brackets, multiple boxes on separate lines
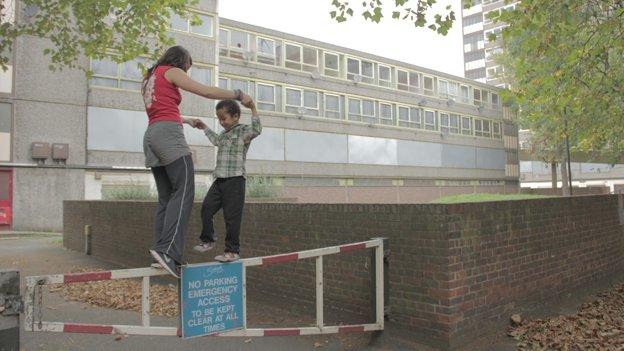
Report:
0,269,20,351
370,238,389,324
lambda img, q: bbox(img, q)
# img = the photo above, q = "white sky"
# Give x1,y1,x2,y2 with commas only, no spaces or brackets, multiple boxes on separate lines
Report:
218,0,465,77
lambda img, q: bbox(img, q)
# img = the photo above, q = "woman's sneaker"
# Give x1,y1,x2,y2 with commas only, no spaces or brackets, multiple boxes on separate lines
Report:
149,250,180,278
193,241,215,253
215,252,240,262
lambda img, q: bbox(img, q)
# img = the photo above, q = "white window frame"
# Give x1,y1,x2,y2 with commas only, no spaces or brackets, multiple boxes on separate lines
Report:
397,69,420,93
348,97,376,122
256,83,276,111
423,109,437,131
256,36,277,65
440,112,460,134
474,118,492,138
492,121,502,139
285,42,318,72
220,28,250,60
91,57,146,91
189,64,214,86
397,105,422,129
378,64,392,88
423,75,435,96
324,93,342,119
378,102,394,125
285,87,319,116
460,85,471,104
347,57,374,83
461,116,472,135
170,12,214,37
323,51,340,77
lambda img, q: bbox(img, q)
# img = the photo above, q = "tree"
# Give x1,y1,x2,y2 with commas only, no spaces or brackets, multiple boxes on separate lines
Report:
329,0,470,35
0,0,200,73
493,0,624,167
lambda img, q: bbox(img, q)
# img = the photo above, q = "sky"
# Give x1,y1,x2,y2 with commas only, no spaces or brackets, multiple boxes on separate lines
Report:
218,0,465,77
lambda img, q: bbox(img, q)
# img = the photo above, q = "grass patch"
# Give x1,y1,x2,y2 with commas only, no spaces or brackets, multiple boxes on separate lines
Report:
431,193,551,204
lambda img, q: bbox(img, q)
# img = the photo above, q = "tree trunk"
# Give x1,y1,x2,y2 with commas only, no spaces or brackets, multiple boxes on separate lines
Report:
561,161,570,196
551,162,557,189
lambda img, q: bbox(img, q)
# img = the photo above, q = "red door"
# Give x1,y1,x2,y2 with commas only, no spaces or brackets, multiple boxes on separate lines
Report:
0,169,12,230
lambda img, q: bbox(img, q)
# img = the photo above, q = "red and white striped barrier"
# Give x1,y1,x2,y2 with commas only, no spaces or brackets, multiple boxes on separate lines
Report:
24,239,385,337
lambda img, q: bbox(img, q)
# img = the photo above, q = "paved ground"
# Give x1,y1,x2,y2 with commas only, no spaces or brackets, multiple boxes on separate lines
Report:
1,236,435,351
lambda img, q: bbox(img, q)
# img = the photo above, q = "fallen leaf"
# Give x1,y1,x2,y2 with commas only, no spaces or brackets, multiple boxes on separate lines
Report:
314,341,323,348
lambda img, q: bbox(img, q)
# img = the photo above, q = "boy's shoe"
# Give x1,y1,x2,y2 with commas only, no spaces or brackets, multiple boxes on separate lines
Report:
149,250,180,278
215,252,240,263
193,241,215,253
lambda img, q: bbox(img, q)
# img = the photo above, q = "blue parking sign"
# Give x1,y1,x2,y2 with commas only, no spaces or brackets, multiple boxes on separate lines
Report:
180,262,244,338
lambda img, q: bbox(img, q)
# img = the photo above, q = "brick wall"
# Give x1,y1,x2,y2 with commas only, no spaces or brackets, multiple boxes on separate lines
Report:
63,195,624,350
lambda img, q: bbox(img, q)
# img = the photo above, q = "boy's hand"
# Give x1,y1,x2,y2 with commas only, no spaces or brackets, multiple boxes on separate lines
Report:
240,94,253,107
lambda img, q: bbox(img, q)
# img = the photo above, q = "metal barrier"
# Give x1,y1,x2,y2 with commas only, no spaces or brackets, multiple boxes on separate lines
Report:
20,238,387,338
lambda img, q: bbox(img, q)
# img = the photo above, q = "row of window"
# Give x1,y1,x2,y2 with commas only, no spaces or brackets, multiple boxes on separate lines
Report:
219,26,502,109
90,58,214,90
217,75,503,139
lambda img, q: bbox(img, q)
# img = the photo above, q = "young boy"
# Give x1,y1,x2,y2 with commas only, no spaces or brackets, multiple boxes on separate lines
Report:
195,98,261,262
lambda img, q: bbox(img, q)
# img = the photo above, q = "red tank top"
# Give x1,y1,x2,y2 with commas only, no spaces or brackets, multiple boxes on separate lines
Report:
143,65,182,125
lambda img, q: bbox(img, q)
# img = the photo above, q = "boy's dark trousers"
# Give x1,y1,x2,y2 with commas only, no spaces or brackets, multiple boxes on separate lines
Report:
200,176,246,254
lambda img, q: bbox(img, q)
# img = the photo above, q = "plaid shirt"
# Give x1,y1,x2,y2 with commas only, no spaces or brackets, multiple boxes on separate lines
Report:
205,115,262,178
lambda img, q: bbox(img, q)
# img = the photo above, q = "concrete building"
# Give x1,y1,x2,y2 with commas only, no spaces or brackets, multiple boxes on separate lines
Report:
461,0,518,87
1,0,518,231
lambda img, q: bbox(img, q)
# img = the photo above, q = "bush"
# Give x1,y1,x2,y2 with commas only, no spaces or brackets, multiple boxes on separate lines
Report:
102,184,157,201
246,176,279,198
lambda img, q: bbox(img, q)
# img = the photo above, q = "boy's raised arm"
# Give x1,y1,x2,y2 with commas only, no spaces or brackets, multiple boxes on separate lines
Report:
242,101,262,142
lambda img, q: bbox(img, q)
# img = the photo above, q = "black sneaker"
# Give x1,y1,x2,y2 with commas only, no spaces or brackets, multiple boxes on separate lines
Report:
149,250,180,278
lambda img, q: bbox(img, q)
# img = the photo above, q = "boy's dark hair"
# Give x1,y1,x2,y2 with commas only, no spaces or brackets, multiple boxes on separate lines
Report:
216,99,241,117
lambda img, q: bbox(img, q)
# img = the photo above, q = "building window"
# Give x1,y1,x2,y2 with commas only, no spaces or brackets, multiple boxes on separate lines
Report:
379,102,394,126
324,52,340,77
424,110,437,130
285,43,318,72
218,78,228,89
460,85,470,104
398,106,422,129
397,69,420,93
256,83,276,111
220,28,249,59
285,88,319,116
347,57,374,83
439,80,458,100
257,37,277,65
378,65,392,88
91,57,146,91
324,94,342,119
461,116,472,135
474,119,491,137
491,92,500,109
348,98,375,123
230,78,249,95
189,65,213,86
423,76,435,96
440,113,460,134
170,12,214,37
492,121,502,139
473,88,482,106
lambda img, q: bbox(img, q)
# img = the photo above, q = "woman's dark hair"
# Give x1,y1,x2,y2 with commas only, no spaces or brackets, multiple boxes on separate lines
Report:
216,99,241,117
142,46,192,95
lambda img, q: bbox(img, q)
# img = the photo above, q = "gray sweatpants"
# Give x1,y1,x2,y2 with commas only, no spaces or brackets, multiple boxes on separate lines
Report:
144,122,194,263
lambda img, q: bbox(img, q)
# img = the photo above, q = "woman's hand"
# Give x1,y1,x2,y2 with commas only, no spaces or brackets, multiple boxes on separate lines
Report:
184,117,207,129
241,98,255,110
240,93,253,106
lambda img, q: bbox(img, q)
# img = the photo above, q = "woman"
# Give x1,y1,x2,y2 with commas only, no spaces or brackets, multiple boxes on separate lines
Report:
141,45,252,278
